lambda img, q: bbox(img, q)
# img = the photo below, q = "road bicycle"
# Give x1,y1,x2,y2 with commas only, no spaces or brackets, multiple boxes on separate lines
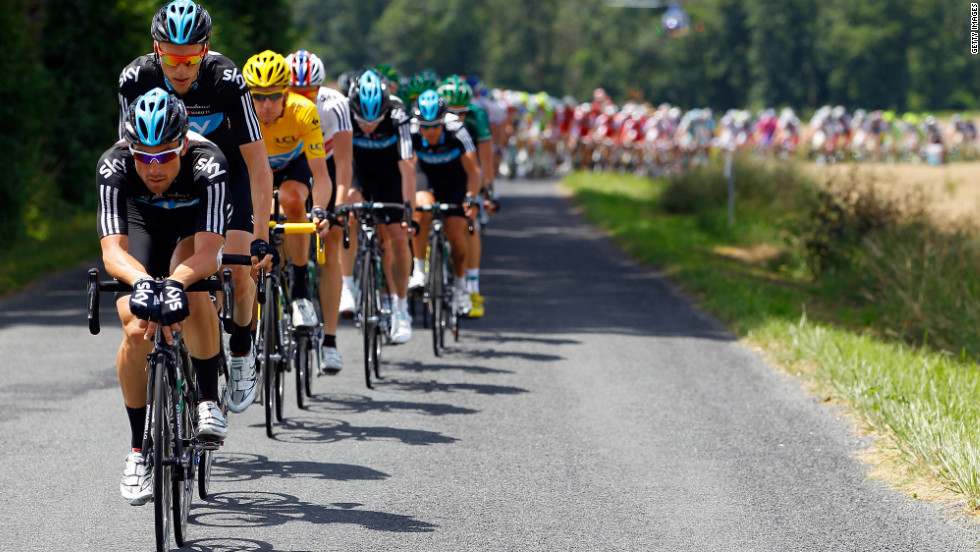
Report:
414,203,473,356
256,215,326,437
337,201,410,389
87,263,238,552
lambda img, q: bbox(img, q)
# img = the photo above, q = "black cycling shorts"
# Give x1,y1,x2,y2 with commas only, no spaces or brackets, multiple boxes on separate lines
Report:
272,154,314,192
351,162,405,224
415,165,466,218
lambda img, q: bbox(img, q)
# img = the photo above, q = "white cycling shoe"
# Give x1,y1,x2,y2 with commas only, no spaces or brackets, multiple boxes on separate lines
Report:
120,450,152,506
338,286,356,316
453,286,472,316
292,298,318,327
197,400,228,440
408,268,426,291
320,346,343,375
226,345,256,413
389,310,412,344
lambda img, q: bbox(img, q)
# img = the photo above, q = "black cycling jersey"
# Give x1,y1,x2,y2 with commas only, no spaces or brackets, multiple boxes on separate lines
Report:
411,114,476,189
118,52,263,162
118,52,262,233
350,96,414,178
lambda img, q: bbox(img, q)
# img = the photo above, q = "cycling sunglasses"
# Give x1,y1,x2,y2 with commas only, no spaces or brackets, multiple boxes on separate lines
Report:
129,143,184,165
156,45,208,67
251,89,287,102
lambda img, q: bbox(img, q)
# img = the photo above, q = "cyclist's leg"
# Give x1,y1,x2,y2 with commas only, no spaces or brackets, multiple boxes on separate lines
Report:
411,179,436,289
170,238,226,439
444,217,470,280
224,226,259,414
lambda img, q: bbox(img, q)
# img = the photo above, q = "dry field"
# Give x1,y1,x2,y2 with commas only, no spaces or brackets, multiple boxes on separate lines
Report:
803,161,980,232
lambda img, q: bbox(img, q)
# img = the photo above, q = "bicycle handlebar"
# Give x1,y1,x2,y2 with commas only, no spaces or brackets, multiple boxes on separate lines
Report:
267,221,327,265
86,254,250,335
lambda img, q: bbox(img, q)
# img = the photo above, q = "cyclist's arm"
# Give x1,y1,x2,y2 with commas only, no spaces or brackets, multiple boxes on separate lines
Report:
101,234,151,287
309,156,333,211
477,140,494,195
461,151,482,198
240,140,274,242
398,158,417,212
332,130,353,206
168,232,224,288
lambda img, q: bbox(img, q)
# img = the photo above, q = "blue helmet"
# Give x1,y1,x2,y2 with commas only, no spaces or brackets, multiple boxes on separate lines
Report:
151,0,212,45
123,88,189,146
412,89,447,124
349,69,390,125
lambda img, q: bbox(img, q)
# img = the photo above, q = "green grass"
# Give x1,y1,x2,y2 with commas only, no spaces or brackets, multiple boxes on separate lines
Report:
0,212,100,298
564,163,980,508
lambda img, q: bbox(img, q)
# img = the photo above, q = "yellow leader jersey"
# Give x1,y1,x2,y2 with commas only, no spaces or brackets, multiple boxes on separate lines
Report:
261,92,326,170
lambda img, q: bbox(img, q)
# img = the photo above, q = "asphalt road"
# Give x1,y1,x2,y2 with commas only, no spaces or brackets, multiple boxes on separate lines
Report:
2,177,978,551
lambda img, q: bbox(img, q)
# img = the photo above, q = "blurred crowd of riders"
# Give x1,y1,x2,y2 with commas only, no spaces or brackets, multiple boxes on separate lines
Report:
379,70,980,178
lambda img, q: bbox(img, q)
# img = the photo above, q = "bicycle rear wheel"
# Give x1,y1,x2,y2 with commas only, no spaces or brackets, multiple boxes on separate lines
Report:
262,278,277,438
152,356,173,552
359,252,377,389
295,333,310,408
174,360,195,546
427,236,444,356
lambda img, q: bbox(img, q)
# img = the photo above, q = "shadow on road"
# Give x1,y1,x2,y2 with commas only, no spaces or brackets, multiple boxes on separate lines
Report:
304,392,480,416
212,452,389,484
190,491,435,533
246,416,460,446
472,192,735,342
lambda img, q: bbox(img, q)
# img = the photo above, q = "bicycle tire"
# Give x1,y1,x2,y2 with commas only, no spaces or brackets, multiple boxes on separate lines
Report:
428,233,444,356
275,354,285,422
295,333,309,408
304,332,314,397
152,355,173,552
262,277,276,438
174,357,195,546
198,449,212,500
359,251,376,389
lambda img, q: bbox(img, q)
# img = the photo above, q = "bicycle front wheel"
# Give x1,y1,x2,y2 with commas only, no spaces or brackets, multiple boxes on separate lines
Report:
261,277,277,438
427,236,444,356
174,364,195,546
152,356,173,552
295,333,310,408
359,252,377,389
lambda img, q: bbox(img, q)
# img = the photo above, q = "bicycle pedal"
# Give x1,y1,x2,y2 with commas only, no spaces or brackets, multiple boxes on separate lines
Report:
196,439,223,450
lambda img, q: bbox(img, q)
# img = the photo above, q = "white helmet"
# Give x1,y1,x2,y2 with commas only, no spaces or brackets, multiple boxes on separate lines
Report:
285,49,326,87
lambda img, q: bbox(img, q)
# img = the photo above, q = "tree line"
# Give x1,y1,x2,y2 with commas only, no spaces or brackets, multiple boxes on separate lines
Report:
1,0,975,244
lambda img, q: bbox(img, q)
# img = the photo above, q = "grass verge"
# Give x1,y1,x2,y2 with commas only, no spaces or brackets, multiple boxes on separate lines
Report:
0,212,100,299
563,161,980,509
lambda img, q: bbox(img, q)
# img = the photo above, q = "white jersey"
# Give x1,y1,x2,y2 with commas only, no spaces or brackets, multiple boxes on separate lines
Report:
315,86,353,159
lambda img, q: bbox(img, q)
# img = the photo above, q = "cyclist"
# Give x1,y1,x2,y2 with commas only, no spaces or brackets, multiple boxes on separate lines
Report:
432,75,493,318
409,90,482,315
286,49,353,373
118,0,275,414
344,69,416,344
100,88,230,505
243,50,332,329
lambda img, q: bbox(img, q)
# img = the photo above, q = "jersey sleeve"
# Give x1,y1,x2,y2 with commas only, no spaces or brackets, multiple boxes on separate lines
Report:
390,99,414,161
189,146,230,236
448,118,477,153
469,106,492,142
296,101,326,160
215,61,264,146
96,146,130,238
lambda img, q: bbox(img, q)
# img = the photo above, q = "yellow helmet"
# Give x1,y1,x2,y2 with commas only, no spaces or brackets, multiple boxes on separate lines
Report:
243,50,290,88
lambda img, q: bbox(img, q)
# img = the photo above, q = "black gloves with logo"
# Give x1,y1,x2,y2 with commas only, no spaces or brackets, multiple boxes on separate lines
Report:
129,277,160,322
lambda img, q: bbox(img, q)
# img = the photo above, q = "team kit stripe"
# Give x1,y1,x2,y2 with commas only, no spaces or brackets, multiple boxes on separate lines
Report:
100,186,121,236
398,125,413,160
241,95,263,142
458,128,476,152
333,104,352,132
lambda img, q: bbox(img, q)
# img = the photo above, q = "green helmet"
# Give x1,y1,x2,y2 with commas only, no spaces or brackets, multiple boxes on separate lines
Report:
405,72,439,102
438,74,473,111
375,63,400,85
